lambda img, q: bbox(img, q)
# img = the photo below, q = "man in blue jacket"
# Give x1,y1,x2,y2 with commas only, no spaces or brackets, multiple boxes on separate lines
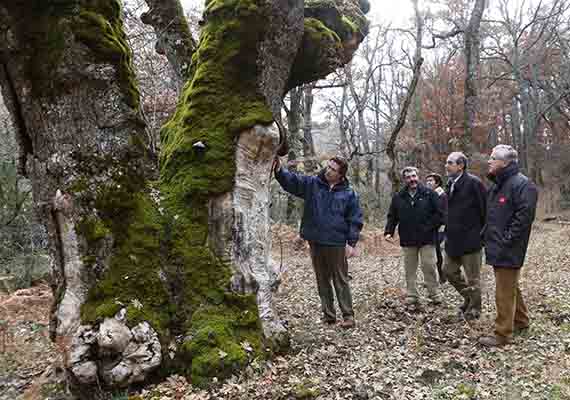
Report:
479,145,538,347
274,156,364,328
384,167,443,306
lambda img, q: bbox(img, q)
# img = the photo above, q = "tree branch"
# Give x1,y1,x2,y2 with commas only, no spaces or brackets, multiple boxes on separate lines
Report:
141,0,197,88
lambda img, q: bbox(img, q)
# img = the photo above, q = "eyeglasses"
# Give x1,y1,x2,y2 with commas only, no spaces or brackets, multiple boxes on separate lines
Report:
446,160,456,165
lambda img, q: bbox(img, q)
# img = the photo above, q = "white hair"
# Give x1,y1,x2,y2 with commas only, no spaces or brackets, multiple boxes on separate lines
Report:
492,145,518,163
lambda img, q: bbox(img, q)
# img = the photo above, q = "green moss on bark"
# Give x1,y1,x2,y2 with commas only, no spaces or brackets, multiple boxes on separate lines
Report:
157,0,272,385
80,188,171,337
4,0,139,108
287,18,342,88
72,1,140,108
305,17,341,42
160,0,273,198
177,294,263,386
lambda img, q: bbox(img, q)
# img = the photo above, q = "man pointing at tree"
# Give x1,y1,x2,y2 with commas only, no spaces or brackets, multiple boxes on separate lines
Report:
274,156,363,328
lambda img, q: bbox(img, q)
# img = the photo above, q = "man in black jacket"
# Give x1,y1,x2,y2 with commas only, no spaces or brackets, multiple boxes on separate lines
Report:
385,167,443,306
479,145,538,347
444,152,487,320
274,156,364,328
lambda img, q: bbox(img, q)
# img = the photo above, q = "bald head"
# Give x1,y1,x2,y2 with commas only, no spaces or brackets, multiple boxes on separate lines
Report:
445,152,467,178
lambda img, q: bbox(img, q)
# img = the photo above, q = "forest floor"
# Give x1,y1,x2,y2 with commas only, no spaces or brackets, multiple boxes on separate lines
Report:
2,218,570,400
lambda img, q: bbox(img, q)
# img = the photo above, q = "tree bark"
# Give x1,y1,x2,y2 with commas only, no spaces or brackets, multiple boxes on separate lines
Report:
0,0,369,395
386,57,424,193
285,87,303,225
140,0,197,89
302,83,318,173
462,0,486,153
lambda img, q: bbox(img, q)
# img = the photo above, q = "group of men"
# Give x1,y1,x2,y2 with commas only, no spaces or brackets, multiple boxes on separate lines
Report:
273,144,538,347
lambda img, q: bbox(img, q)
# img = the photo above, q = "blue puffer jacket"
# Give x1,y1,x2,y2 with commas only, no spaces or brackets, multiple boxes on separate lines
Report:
275,168,364,247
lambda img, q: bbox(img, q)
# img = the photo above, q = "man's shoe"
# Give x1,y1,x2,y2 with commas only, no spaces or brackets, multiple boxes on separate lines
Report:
514,325,530,335
404,296,419,306
464,309,481,321
478,335,513,347
428,295,443,306
459,297,470,313
321,318,336,325
339,319,355,329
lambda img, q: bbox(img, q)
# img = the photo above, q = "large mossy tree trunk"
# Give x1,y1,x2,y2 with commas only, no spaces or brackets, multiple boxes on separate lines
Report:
0,0,369,396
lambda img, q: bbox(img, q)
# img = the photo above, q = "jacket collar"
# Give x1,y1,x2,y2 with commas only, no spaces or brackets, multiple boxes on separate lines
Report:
399,183,428,197
317,170,349,191
488,162,519,186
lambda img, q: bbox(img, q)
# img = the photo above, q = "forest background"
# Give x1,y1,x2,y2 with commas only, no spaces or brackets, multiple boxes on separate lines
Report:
1,0,570,301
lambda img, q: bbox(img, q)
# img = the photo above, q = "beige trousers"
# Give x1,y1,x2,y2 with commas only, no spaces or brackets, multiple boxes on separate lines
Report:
401,245,440,300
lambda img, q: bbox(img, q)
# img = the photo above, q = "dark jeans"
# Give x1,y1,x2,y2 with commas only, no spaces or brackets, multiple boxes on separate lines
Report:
309,242,354,321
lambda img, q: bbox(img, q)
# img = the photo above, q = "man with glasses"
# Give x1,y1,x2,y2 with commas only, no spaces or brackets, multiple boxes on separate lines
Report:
274,156,363,328
479,145,537,347
384,167,443,306
444,152,488,320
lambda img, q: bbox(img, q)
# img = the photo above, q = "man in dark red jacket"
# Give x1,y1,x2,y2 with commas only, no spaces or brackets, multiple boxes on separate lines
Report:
479,145,538,347
444,152,487,320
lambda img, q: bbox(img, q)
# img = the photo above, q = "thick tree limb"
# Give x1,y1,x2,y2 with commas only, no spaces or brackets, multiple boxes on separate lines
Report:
386,56,424,192
462,0,486,152
287,0,370,90
141,0,197,87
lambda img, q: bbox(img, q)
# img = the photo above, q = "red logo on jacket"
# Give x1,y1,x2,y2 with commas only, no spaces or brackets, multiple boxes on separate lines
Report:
498,196,507,204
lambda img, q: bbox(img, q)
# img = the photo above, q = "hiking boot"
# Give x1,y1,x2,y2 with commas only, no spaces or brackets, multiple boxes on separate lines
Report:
404,296,419,306
321,317,336,325
478,335,513,347
460,286,481,315
437,264,447,284
339,319,355,329
514,325,530,335
464,309,481,321
428,295,443,306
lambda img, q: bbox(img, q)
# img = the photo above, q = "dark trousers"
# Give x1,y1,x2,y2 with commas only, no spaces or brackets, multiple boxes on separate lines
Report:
309,242,354,321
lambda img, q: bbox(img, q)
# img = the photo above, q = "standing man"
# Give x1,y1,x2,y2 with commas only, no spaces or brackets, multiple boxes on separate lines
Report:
444,152,488,320
479,145,538,347
384,167,443,306
425,173,448,283
274,156,363,328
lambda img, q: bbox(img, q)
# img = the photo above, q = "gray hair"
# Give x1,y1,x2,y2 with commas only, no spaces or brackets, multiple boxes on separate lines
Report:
492,145,518,163
401,166,419,178
448,151,468,169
